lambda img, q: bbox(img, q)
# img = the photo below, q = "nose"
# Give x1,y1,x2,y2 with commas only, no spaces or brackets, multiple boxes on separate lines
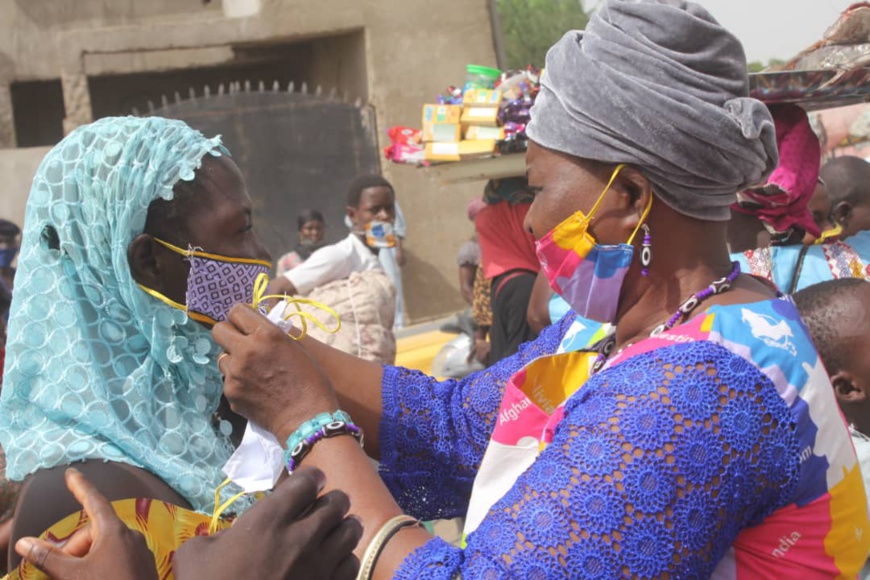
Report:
255,239,272,263
523,204,537,237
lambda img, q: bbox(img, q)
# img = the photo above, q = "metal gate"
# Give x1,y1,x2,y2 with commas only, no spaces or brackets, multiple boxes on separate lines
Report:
142,82,381,263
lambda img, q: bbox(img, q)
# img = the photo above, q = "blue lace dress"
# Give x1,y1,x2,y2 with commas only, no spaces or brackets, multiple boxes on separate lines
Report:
379,300,869,578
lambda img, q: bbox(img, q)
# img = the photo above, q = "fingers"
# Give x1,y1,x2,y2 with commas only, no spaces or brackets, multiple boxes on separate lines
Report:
64,468,121,537
226,303,275,335
60,525,95,557
16,538,80,579
212,320,245,355
331,554,361,580
212,305,280,354
253,466,326,524
320,516,364,576
299,490,352,545
217,352,230,375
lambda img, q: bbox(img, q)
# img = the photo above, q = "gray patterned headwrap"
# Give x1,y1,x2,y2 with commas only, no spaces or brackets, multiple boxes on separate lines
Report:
526,0,779,222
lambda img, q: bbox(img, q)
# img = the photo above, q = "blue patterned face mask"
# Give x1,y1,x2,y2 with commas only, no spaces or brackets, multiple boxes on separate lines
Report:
0,247,18,268
138,238,271,326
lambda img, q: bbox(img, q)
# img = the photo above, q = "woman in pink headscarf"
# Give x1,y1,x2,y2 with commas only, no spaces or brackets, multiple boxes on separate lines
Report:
728,103,823,253
730,103,870,292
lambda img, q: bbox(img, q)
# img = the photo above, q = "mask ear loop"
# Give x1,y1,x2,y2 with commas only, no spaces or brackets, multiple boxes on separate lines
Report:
585,163,628,222
549,163,630,234
250,273,342,340
627,191,654,246
814,222,843,245
210,478,246,534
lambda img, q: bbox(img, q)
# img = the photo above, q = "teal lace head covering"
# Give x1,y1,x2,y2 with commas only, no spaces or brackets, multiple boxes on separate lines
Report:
0,116,241,513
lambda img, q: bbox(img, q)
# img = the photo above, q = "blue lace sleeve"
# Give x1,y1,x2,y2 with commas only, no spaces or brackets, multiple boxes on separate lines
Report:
379,315,576,520
393,341,802,578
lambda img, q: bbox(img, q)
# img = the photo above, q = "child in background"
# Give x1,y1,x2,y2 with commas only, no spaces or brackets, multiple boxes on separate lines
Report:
794,278,870,578
275,209,326,276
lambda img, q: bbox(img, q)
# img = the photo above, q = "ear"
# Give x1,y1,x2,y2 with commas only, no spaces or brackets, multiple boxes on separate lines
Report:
127,234,163,289
346,205,358,225
616,166,654,231
832,201,852,226
831,370,865,405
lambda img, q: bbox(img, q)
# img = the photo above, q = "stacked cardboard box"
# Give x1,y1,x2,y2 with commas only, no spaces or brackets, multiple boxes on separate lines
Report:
422,90,503,162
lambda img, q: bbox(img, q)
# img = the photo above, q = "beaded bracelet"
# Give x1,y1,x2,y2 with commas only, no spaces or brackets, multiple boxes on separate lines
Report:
284,411,363,473
356,515,422,580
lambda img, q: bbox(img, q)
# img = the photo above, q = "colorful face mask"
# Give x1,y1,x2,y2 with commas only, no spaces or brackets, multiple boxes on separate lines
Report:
138,239,272,325
535,165,651,324
364,220,397,249
0,247,18,269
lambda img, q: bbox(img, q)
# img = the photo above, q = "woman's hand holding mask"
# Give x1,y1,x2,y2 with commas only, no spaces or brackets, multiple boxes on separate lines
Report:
213,304,339,443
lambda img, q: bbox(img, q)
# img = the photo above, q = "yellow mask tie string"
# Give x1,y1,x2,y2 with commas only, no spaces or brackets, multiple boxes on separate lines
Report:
210,478,246,534
250,273,342,340
586,163,627,222
627,193,654,245
815,222,843,245
154,238,272,268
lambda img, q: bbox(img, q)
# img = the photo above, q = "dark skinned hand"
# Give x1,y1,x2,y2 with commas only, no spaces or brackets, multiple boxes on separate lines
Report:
472,339,491,366
173,466,362,580
213,304,339,442
265,276,295,298
14,468,158,580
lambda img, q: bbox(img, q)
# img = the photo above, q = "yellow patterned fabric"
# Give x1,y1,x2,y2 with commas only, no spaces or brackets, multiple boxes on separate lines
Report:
6,499,231,580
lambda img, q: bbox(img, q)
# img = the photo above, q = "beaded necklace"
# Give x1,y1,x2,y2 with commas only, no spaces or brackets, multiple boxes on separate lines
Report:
592,261,741,374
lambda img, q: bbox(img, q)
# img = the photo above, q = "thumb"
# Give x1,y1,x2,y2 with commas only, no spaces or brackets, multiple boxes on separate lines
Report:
60,525,95,557
16,537,81,579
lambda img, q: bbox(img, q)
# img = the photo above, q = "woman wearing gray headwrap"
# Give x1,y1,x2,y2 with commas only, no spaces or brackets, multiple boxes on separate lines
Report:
187,1,868,578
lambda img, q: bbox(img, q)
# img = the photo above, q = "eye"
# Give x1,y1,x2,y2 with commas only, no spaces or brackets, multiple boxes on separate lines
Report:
527,186,544,195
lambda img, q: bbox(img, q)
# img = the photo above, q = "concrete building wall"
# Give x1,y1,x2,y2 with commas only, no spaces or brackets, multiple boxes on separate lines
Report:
0,0,497,323
0,146,49,230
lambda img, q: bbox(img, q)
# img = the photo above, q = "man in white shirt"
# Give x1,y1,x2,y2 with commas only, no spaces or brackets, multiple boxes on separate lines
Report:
265,175,399,364
268,176,396,297
345,201,407,329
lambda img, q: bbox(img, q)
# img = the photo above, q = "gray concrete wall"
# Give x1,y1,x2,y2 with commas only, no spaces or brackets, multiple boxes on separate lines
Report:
0,146,48,229
0,0,498,323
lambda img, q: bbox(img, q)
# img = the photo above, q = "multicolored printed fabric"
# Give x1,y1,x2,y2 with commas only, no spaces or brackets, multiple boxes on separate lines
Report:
380,299,870,578
5,498,231,580
733,230,870,292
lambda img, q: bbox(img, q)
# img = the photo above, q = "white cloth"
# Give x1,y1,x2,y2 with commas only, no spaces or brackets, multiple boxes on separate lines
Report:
379,248,404,328
222,422,284,493
283,233,380,296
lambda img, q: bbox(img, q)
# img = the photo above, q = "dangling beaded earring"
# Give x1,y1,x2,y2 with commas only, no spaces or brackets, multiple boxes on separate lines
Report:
640,224,652,277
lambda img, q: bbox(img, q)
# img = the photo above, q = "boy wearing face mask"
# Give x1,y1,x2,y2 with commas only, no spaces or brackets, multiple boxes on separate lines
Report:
266,175,398,364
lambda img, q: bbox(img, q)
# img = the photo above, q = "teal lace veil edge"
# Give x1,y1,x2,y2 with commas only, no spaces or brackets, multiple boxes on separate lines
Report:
0,117,245,513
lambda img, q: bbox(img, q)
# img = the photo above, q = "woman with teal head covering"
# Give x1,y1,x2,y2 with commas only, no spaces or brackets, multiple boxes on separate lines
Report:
0,116,274,568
